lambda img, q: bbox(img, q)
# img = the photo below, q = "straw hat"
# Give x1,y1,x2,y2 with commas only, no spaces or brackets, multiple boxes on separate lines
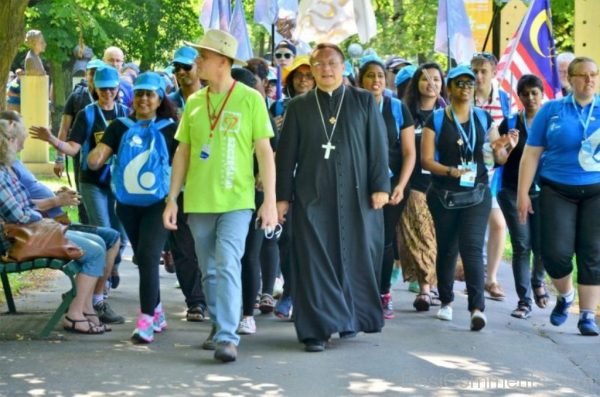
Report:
185,29,246,66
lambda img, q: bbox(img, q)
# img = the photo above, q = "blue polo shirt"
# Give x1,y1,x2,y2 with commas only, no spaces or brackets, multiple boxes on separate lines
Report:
527,95,600,186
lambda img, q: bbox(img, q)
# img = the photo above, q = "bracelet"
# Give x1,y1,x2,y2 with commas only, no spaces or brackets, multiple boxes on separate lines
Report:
165,196,177,204
446,167,453,177
54,156,65,164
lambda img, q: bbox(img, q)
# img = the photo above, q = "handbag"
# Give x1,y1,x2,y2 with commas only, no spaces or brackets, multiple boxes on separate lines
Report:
1,218,84,263
434,183,487,210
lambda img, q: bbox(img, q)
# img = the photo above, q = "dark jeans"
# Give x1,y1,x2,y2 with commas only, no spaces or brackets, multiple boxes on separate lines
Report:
380,189,407,294
117,201,169,315
497,188,545,306
168,193,206,309
540,179,600,285
427,187,491,312
241,192,280,316
277,203,293,300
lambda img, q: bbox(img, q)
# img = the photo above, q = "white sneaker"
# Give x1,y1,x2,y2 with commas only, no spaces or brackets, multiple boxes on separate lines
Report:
237,316,256,335
437,305,453,321
273,277,284,299
470,311,487,331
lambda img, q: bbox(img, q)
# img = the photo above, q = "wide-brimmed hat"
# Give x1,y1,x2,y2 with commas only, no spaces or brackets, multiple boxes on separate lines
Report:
283,55,311,83
184,29,246,66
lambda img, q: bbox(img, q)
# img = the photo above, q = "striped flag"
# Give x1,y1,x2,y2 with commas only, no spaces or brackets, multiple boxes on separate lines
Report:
199,0,231,31
496,0,561,109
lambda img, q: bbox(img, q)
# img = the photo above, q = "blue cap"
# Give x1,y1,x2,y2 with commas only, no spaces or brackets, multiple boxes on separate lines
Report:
395,65,417,87
343,60,354,77
94,66,120,88
358,54,384,69
133,72,166,98
86,59,106,70
172,46,198,65
446,64,475,83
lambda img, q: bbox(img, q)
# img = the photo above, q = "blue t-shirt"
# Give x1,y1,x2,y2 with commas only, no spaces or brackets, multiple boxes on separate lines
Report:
11,160,64,218
527,95,600,186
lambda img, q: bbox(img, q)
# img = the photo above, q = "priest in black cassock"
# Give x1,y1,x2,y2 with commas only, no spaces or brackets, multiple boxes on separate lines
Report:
275,43,391,352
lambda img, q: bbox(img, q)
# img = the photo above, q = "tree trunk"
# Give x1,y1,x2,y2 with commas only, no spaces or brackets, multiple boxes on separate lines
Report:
0,0,29,111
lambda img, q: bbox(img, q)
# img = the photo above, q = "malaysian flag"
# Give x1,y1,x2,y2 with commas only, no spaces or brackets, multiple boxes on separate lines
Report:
496,0,562,109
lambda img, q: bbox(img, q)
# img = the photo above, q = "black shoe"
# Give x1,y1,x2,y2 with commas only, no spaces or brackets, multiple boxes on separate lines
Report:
339,331,356,339
202,324,217,350
214,342,237,362
304,339,325,352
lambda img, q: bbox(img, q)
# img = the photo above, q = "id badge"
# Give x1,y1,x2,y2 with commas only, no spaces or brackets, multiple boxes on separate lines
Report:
459,162,477,187
200,144,211,160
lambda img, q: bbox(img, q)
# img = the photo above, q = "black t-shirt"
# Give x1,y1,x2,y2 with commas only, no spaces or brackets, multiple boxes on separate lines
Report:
380,97,414,183
64,83,94,119
101,116,179,163
498,112,531,192
68,104,128,186
425,109,492,191
410,108,435,193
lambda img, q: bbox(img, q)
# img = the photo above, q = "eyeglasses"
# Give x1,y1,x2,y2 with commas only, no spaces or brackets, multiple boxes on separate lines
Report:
173,63,193,72
570,72,599,79
275,52,293,60
454,80,475,89
311,61,342,70
293,72,314,80
134,89,157,98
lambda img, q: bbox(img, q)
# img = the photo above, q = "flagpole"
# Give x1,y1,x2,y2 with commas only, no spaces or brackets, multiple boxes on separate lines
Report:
446,0,450,71
482,2,504,52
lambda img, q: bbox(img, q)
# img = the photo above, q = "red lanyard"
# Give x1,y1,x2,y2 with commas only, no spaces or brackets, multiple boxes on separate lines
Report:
207,81,236,132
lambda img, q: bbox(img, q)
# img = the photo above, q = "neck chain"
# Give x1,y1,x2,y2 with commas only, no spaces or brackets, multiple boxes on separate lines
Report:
206,81,236,130
315,86,346,159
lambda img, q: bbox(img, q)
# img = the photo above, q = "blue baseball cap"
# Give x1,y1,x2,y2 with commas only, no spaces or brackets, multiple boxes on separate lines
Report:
86,59,106,70
446,64,475,84
395,65,417,87
358,54,384,70
133,72,166,98
94,66,120,88
343,60,355,78
172,46,198,65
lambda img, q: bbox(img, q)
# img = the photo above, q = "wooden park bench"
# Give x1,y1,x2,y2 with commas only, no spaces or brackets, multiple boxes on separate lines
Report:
0,258,79,338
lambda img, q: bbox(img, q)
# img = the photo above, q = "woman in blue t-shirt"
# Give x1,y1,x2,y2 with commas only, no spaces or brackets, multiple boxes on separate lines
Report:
518,56,600,336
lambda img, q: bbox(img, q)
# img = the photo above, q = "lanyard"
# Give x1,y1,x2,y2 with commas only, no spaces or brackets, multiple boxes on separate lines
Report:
571,95,596,140
520,111,530,135
451,108,476,161
95,103,109,128
206,81,236,132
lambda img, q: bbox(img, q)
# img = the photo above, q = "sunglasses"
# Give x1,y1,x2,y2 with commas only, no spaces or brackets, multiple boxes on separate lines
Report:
134,89,157,98
454,80,475,89
97,87,118,91
173,63,193,72
472,52,497,64
275,52,293,60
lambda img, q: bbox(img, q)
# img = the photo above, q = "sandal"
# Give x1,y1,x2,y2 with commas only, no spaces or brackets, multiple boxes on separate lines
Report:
63,316,104,335
533,284,549,309
84,313,112,332
510,304,532,319
413,294,431,312
430,289,441,306
186,305,206,322
484,282,506,301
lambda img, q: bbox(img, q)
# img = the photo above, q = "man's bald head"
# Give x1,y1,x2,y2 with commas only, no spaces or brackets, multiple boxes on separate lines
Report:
103,46,125,72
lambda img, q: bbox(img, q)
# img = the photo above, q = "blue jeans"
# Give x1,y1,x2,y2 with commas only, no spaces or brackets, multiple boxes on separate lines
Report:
188,210,252,346
497,188,545,306
79,183,128,264
66,230,106,278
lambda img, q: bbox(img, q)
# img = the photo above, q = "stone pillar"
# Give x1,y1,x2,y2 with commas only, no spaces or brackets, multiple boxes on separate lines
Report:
575,0,600,62
20,75,53,175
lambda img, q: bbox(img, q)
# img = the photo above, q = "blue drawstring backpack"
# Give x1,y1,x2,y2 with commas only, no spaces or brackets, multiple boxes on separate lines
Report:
111,117,173,206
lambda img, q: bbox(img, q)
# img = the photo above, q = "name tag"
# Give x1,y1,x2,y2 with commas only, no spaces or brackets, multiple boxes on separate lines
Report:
459,162,477,187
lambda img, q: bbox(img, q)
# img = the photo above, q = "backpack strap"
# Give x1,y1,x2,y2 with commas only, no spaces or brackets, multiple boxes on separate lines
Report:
118,117,135,129
390,98,404,140
153,118,174,130
473,107,489,133
432,108,445,161
80,103,97,170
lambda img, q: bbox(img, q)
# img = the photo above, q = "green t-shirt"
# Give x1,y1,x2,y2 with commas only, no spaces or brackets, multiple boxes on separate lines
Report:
176,82,274,213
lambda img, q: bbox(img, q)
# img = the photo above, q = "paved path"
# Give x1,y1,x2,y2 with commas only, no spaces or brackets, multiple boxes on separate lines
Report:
1,253,599,397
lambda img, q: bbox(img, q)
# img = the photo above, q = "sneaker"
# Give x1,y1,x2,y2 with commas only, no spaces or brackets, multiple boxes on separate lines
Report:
577,312,599,336
408,280,420,293
202,324,217,350
153,306,167,333
381,293,395,319
259,294,275,314
214,342,237,362
390,266,402,287
94,300,125,324
131,314,154,343
274,296,293,320
273,277,284,299
237,317,256,335
437,305,453,321
550,295,574,326
186,305,206,322
103,280,110,300
470,311,487,331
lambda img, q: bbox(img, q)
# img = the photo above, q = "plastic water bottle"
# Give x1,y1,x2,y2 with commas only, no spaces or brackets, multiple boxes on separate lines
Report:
482,142,494,171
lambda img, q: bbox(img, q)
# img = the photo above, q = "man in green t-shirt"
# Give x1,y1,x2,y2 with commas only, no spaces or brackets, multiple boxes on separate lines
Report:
163,29,278,363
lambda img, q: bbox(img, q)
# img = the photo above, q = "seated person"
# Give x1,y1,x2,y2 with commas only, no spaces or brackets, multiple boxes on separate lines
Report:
0,113,122,328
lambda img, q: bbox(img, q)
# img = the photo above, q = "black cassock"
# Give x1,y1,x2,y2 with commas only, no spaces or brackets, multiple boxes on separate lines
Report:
276,84,390,342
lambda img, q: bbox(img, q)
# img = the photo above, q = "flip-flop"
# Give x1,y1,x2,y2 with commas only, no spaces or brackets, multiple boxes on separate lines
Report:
63,316,104,335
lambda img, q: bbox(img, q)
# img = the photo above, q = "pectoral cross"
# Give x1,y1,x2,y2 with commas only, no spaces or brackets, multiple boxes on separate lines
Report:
322,141,336,159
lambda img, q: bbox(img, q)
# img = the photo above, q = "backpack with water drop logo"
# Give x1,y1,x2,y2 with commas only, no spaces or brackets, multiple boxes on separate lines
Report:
111,117,174,206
